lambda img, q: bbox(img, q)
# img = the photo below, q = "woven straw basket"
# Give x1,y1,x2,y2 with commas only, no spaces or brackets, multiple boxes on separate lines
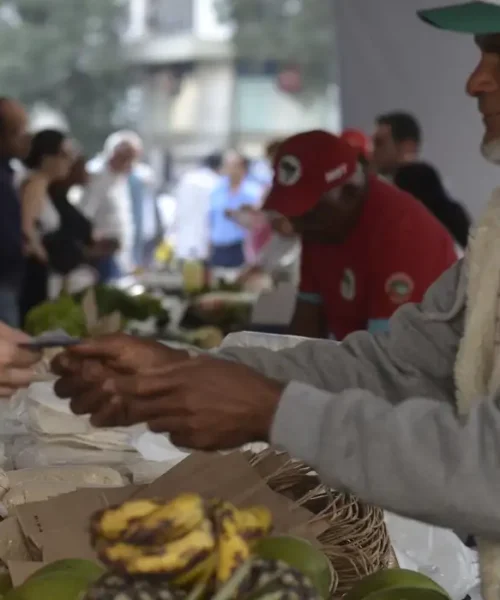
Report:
247,449,394,597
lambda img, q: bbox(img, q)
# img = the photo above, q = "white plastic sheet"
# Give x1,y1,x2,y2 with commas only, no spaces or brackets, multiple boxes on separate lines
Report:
385,513,479,600
129,428,189,464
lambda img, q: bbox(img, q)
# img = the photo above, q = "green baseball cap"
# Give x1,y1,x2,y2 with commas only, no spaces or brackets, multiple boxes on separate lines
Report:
418,1,500,34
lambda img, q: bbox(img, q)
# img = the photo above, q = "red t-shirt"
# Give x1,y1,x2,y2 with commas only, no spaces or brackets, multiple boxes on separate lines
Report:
298,175,458,340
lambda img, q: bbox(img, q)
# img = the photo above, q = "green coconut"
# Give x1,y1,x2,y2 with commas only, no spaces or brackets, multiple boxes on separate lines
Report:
344,568,452,600
254,536,334,598
0,571,12,595
4,572,94,600
5,563,104,600
27,559,104,583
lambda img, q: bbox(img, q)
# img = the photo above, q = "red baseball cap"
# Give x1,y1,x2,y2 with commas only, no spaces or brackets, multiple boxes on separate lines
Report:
263,130,360,218
340,128,372,158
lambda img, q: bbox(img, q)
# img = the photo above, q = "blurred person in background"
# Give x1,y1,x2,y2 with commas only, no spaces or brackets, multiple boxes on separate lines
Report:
94,130,161,271
0,98,31,326
372,112,422,178
243,139,285,264
248,139,283,187
82,132,141,282
48,154,114,291
373,112,471,250
210,150,262,268
128,153,162,270
394,162,471,251
18,129,73,321
172,153,222,262
232,139,301,289
265,130,458,340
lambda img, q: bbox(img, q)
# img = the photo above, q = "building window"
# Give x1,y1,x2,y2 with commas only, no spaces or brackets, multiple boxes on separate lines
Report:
147,0,193,35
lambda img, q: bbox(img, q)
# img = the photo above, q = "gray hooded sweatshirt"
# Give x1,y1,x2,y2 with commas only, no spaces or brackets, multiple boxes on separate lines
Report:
216,259,500,540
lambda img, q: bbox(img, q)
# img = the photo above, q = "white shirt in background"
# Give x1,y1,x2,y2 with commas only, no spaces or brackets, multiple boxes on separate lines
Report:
81,166,135,274
173,167,220,260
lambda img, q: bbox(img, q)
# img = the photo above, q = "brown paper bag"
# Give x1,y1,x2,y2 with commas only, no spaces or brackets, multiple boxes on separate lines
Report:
0,518,31,563
7,561,47,587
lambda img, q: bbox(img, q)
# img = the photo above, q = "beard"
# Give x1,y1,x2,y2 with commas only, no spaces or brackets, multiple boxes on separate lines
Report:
481,139,500,165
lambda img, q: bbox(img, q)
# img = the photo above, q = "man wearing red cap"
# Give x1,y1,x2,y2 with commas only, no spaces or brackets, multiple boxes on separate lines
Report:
263,129,457,339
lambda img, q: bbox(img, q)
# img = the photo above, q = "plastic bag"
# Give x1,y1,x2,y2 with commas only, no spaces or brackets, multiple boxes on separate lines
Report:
385,512,479,600
220,331,309,351
8,436,176,485
10,436,136,470
9,381,138,451
129,428,189,463
0,465,125,512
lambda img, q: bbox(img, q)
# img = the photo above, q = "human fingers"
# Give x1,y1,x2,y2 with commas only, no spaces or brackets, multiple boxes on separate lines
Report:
63,334,127,362
51,352,85,376
146,416,215,451
69,384,116,416
0,386,17,398
9,345,41,368
0,367,39,390
0,338,40,370
54,359,109,398
88,393,127,428
0,322,31,344
124,392,188,425
112,366,190,398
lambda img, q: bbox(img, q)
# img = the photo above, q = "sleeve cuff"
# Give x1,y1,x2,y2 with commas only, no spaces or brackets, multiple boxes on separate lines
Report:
297,292,323,304
270,381,331,465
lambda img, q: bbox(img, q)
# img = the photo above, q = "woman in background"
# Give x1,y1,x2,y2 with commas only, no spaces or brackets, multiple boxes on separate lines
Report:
18,129,72,322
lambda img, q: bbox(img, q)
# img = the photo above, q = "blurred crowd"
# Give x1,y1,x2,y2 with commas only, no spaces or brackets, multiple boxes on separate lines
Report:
0,95,472,339
0,97,164,329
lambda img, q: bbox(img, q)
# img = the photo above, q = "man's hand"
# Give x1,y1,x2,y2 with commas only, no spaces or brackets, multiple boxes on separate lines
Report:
52,333,188,376
52,334,190,411
0,323,40,396
57,355,285,451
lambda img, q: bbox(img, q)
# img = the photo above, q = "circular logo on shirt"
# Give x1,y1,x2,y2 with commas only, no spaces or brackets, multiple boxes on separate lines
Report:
277,155,302,186
340,268,356,301
385,272,414,304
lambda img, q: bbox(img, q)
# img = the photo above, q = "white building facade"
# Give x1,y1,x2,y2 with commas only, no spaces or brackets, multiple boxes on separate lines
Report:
125,0,340,179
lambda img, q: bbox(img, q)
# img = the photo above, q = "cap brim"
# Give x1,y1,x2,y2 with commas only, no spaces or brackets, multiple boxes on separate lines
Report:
418,1,500,34
262,184,317,218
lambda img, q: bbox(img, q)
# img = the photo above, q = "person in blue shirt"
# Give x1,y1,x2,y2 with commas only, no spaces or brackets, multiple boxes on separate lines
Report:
209,150,263,268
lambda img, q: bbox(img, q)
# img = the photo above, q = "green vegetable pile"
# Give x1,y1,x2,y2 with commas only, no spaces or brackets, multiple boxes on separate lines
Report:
25,286,170,337
25,294,87,337
74,286,169,323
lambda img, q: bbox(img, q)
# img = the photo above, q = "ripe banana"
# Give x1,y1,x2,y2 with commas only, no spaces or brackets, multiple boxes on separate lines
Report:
90,493,273,591
99,518,215,577
210,500,251,588
122,494,207,545
91,499,163,541
234,506,273,543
